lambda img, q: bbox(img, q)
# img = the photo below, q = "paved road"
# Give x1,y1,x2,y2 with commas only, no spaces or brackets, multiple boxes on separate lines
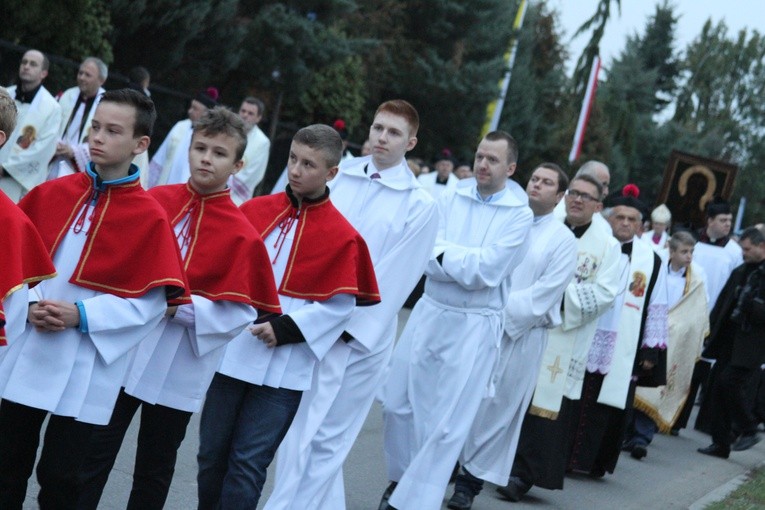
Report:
24,310,765,508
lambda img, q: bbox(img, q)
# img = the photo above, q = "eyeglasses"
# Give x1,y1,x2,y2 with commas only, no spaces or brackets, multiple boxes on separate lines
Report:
565,189,599,203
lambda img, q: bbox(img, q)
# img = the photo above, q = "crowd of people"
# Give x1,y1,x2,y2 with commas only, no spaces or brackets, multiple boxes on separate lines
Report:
0,47,764,510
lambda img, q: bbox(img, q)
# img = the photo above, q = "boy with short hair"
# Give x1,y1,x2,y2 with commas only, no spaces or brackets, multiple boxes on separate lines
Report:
197,124,380,509
0,87,56,353
0,89,188,510
77,107,282,509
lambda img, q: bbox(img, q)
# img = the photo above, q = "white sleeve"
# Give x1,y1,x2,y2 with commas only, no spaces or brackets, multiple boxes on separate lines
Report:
437,206,533,291
288,293,356,361
191,296,258,357
80,287,166,365
504,236,577,340
344,197,439,353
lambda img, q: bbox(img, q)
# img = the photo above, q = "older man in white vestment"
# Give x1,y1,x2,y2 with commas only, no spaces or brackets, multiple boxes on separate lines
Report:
48,57,107,180
263,100,438,510
380,131,533,510
448,163,576,510
0,50,61,202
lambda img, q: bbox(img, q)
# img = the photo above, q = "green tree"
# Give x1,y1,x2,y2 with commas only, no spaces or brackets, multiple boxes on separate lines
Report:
349,0,515,160
499,1,573,176
570,0,621,98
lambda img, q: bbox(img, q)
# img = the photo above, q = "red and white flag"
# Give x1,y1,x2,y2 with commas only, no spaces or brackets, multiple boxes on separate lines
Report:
568,56,601,163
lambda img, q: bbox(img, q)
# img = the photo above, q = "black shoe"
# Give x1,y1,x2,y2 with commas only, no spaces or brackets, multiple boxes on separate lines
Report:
630,445,647,460
670,428,680,436
378,481,397,510
446,490,474,510
697,443,730,459
621,441,635,452
731,434,761,451
589,466,606,478
496,476,531,502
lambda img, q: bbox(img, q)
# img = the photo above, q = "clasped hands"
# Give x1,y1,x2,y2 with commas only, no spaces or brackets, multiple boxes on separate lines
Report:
28,300,80,332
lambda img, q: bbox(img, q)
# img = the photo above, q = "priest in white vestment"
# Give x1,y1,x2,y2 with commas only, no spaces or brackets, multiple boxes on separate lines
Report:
569,189,669,471
229,97,270,204
381,131,533,510
449,164,576,509
47,57,107,180
643,204,671,252
417,152,458,200
692,199,742,310
146,89,218,189
264,101,438,510
0,50,61,202
500,174,622,501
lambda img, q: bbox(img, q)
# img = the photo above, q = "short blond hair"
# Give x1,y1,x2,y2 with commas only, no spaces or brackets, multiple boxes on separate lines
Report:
0,87,18,147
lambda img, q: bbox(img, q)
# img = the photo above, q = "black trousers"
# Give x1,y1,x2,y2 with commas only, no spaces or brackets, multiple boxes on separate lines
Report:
77,389,192,510
0,399,94,510
710,364,759,446
674,359,711,430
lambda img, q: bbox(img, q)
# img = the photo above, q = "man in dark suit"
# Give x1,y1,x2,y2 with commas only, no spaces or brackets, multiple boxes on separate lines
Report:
698,226,765,458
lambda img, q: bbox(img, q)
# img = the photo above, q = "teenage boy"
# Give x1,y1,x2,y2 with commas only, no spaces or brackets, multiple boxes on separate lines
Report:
77,107,282,509
0,87,56,353
197,124,379,509
264,100,438,510
0,89,188,510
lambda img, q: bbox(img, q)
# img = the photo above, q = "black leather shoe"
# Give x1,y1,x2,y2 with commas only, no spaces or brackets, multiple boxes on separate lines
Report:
496,476,531,502
446,490,474,510
630,445,647,460
731,434,760,451
697,443,730,459
621,441,635,452
378,481,398,510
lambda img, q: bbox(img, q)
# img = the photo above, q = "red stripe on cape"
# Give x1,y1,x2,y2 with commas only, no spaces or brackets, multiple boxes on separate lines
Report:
18,172,190,305
149,183,282,314
0,191,57,345
241,190,380,306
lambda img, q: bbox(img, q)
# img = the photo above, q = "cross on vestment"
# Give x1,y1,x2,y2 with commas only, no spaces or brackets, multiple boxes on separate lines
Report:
547,355,564,383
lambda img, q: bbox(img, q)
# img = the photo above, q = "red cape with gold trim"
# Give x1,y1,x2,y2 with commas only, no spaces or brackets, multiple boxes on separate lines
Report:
0,191,57,345
18,172,190,305
149,183,281,314
241,189,380,306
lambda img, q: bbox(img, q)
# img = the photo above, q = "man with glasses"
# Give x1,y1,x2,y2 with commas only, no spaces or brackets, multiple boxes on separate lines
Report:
498,174,622,502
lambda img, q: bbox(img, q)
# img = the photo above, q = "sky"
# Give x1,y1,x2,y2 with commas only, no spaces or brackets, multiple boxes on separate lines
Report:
549,0,763,73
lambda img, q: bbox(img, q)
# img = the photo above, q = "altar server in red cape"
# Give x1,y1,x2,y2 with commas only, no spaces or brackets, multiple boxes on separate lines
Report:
0,89,56,350
0,89,189,510
197,124,379,510
77,107,282,510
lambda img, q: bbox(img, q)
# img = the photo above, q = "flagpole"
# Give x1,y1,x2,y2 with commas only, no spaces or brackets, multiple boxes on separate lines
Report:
480,0,528,137
568,55,601,163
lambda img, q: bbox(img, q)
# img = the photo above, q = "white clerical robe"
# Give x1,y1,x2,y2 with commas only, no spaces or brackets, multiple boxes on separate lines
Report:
383,185,533,510
530,214,622,416
264,156,438,510
597,237,669,409
218,212,356,392
0,85,61,202
229,125,270,205
460,212,577,485
634,261,709,430
147,119,193,189
48,86,104,179
417,171,458,201
693,239,743,310
0,211,166,425
122,214,257,412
